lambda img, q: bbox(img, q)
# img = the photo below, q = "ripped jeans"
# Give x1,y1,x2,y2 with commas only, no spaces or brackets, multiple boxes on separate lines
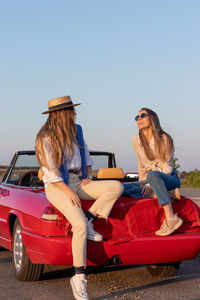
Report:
123,169,180,206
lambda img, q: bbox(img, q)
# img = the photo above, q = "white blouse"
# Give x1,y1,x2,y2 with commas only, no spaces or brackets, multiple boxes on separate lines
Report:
41,137,93,185
132,134,174,181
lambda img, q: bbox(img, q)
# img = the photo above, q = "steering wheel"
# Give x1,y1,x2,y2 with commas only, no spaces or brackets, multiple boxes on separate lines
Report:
18,170,39,186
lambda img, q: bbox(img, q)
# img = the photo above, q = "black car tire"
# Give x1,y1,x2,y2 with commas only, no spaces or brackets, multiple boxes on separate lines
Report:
146,262,181,277
12,219,43,281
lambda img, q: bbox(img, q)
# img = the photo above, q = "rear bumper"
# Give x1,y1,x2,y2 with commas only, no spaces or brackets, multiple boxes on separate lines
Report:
107,233,200,265
21,230,200,266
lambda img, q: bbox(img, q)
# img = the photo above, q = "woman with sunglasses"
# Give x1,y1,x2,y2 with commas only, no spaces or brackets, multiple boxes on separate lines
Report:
35,96,123,300
123,108,183,236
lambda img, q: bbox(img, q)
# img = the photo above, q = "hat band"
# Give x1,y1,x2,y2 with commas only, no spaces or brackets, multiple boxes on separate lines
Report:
49,101,73,111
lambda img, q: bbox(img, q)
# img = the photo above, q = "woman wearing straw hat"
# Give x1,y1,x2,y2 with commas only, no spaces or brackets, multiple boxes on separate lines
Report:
35,96,123,300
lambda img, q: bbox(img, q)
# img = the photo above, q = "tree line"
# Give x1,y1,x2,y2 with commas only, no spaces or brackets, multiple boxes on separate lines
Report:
173,157,200,188
180,169,200,188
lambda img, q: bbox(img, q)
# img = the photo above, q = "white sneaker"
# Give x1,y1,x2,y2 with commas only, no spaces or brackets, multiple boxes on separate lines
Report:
87,220,103,242
70,274,89,300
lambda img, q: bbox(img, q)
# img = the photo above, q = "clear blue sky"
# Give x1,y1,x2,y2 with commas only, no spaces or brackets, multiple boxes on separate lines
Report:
0,0,199,172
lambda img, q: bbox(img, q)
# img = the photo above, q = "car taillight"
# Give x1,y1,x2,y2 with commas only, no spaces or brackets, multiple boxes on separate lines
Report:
41,207,58,220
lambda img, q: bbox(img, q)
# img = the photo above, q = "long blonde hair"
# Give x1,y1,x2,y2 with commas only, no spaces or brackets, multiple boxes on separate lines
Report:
35,108,77,174
139,108,174,162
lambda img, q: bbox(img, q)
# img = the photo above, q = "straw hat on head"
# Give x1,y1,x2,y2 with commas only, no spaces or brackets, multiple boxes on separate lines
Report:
42,96,81,114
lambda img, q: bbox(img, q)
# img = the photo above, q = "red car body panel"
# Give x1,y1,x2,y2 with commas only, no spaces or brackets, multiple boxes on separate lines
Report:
1,182,200,267
21,231,200,266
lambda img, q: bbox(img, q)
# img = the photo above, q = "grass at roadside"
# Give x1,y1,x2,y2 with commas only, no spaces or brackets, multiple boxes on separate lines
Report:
181,185,200,189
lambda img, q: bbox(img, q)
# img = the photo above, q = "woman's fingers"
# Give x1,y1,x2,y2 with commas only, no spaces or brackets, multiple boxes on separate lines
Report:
68,192,81,207
72,194,81,207
142,186,153,197
72,198,81,207
55,182,82,207
82,179,92,185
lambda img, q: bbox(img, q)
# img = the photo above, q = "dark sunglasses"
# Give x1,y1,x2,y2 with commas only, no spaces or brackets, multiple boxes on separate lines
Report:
135,113,148,121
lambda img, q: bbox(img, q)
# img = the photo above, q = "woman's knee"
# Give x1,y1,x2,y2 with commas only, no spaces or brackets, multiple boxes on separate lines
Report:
147,171,160,182
110,180,124,195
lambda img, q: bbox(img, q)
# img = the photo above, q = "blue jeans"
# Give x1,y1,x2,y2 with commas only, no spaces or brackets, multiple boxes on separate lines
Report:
123,169,180,206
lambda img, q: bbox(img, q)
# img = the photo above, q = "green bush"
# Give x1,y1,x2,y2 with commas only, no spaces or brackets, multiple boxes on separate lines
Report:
181,168,200,188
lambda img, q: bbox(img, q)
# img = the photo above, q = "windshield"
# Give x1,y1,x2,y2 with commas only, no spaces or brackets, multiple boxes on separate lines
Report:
7,154,40,185
5,151,113,185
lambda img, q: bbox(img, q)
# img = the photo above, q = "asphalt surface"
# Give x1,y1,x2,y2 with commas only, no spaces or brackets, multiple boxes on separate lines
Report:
180,188,200,206
0,188,200,300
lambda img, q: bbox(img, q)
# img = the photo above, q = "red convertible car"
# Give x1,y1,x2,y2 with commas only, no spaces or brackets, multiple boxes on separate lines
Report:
0,151,200,282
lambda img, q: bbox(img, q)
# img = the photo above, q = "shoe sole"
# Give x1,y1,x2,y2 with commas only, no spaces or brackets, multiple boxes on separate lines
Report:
155,218,183,236
70,278,88,300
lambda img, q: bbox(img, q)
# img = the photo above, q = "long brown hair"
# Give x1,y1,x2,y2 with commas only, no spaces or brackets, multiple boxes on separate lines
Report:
35,108,77,174
139,108,174,161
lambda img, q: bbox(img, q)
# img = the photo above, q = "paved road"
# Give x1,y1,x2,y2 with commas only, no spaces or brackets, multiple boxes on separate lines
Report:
0,189,200,300
0,249,200,300
0,248,200,300
180,188,200,206
181,188,200,201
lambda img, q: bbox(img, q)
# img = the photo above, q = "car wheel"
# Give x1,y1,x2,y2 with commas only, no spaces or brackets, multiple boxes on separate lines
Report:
12,219,43,281
146,262,181,277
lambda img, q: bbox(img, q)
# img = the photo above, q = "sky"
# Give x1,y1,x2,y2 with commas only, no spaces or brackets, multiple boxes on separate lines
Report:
0,0,199,172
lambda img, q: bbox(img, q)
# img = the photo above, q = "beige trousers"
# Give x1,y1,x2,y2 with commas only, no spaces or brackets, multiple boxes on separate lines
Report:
45,174,123,267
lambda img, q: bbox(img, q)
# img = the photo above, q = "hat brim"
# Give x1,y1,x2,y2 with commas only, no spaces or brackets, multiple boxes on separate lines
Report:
42,103,81,114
